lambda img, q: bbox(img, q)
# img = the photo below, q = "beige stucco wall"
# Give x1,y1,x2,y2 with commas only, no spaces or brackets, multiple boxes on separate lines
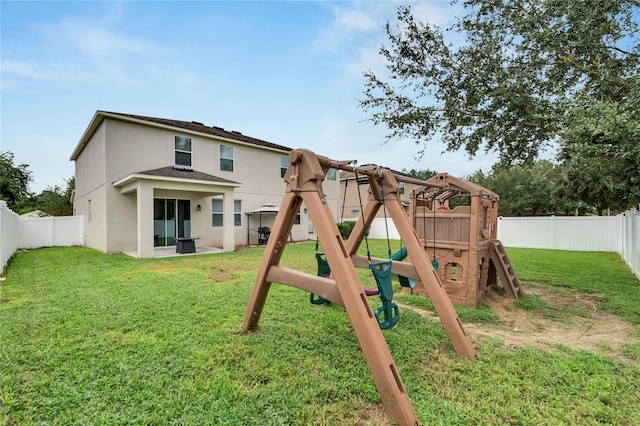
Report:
73,122,108,252
73,115,339,255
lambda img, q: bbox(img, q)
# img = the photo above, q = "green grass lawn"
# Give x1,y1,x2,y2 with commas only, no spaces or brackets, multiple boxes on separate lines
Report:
1,243,639,425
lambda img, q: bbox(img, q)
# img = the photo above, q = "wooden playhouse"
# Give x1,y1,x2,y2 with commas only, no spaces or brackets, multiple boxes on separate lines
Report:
406,173,521,307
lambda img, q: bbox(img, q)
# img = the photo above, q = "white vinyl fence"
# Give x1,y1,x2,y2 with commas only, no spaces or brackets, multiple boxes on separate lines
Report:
1,201,21,275
20,216,84,249
0,201,84,274
496,215,621,251
620,208,640,280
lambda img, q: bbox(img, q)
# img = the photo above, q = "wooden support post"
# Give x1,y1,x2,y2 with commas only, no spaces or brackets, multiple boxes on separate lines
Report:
242,192,302,330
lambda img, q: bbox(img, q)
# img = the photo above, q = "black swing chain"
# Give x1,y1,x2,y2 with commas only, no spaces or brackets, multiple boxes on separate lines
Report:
355,170,371,263
432,192,437,261
378,175,392,260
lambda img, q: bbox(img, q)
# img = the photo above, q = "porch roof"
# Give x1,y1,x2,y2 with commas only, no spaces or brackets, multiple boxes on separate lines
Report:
113,166,241,194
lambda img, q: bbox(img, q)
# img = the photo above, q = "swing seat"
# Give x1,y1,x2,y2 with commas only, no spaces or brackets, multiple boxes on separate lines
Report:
375,302,400,330
369,260,400,329
310,253,332,305
398,275,416,289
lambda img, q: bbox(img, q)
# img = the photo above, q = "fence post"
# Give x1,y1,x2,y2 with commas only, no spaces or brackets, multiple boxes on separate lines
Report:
49,217,55,247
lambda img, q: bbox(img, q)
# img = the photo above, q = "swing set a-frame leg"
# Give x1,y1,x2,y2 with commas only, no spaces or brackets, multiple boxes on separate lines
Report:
242,192,302,330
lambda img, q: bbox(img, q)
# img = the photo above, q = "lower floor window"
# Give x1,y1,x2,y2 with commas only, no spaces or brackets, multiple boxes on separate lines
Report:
212,199,223,227
234,200,242,227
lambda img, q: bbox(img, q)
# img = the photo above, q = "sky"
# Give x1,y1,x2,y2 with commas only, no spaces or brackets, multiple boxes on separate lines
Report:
1,0,499,194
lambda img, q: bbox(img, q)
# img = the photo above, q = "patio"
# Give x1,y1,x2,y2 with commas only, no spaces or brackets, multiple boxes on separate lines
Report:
124,246,225,259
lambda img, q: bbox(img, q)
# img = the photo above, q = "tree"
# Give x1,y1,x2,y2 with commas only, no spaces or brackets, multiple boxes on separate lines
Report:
467,160,576,216
360,1,640,208
35,177,75,216
0,151,33,211
556,90,640,213
402,168,438,180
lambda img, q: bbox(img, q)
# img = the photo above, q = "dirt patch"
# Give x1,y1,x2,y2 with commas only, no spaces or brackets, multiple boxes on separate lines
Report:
400,282,640,361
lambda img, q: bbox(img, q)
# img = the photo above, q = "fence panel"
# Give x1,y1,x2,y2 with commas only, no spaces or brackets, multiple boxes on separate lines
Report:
1,201,21,274
20,216,84,249
620,208,640,280
53,216,84,246
20,217,54,248
497,217,554,249
497,216,620,252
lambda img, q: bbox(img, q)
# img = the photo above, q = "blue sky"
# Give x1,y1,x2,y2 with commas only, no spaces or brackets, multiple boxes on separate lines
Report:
1,0,498,193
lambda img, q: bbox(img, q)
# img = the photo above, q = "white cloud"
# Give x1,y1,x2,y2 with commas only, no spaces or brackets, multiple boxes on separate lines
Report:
320,1,460,77
333,6,379,32
314,3,386,53
342,43,386,77
1,59,46,79
1,58,91,83
411,1,461,28
51,21,163,58
2,19,170,88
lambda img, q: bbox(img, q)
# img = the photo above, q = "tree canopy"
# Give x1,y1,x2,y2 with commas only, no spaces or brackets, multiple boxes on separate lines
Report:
34,177,75,217
361,0,640,209
0,151,74,215
0,151,33,212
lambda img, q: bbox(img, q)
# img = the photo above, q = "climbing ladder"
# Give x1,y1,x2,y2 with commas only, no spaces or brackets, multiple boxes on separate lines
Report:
489,240,521,298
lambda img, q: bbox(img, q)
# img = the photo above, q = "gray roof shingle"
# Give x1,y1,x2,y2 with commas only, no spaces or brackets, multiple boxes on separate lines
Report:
102,111,292,152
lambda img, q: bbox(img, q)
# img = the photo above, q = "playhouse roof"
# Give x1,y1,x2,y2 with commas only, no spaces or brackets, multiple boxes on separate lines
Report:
416,173,499,201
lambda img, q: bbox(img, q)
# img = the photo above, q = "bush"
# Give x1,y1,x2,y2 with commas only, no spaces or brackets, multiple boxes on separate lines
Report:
337,221,357,239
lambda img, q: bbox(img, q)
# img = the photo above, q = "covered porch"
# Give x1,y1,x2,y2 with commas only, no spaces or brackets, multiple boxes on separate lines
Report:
113,167,241,259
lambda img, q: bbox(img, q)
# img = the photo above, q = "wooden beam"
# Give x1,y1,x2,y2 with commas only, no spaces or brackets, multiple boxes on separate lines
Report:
351,254,419,281
266,266,344,306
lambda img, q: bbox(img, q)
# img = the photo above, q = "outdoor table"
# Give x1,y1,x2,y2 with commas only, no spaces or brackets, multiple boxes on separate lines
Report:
175,237,198,254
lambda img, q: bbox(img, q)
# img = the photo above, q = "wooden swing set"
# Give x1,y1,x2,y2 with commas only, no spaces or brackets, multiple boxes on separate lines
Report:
242,149,476,426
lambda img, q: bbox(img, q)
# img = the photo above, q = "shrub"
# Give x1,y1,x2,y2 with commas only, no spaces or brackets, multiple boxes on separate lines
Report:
337,221,357,239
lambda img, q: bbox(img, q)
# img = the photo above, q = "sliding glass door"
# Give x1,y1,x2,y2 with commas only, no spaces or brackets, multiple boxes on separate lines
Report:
154,198,191,247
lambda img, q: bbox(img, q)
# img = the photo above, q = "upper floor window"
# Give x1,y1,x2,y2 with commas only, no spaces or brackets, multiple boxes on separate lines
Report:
175,136,192,167
280,156,289,178
399,182,405,195
327,168,337,181
220,145,234,172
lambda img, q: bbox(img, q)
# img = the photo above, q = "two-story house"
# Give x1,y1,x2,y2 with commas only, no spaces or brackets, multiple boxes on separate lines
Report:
70,111,339,258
